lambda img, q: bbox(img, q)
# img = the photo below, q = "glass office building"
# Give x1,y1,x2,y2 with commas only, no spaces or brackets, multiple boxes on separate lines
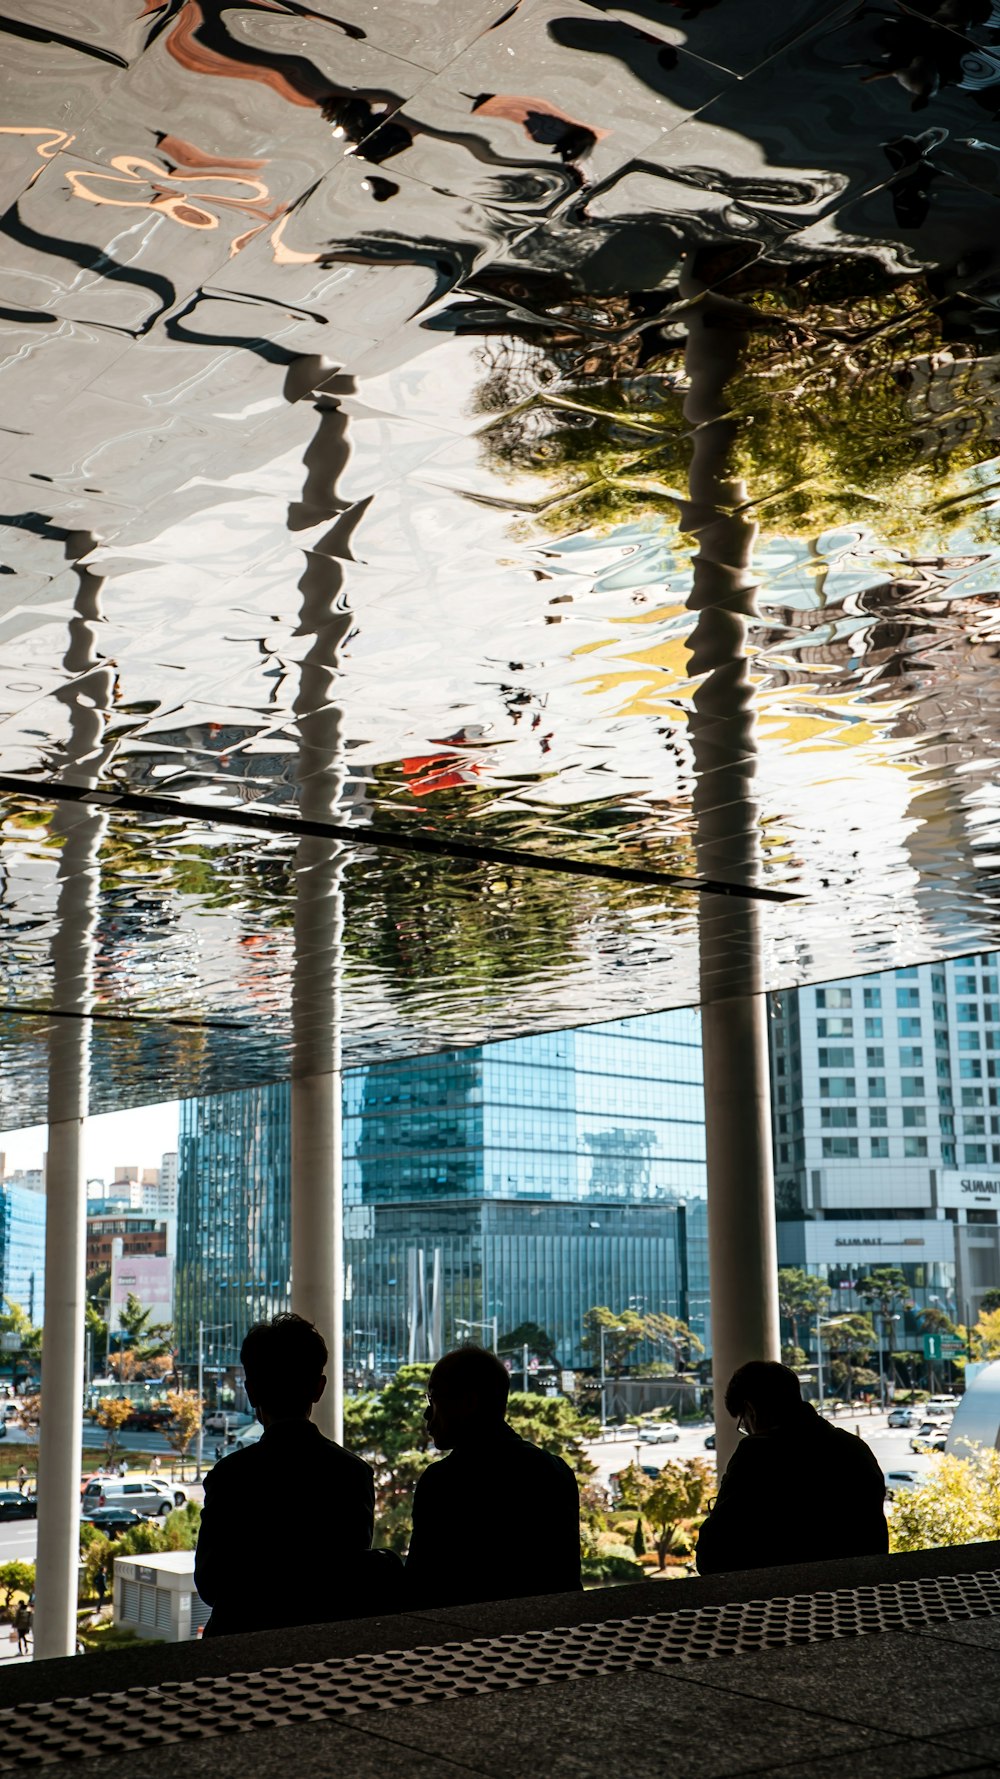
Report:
0,1181,45,1325
177,1010,709,1373
176,1085,291,1371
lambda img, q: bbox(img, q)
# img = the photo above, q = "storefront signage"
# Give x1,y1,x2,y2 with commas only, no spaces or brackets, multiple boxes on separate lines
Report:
939,1171,1000,1209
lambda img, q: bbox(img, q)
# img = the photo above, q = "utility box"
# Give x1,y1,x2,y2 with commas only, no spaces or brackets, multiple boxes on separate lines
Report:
114,1551,210,1641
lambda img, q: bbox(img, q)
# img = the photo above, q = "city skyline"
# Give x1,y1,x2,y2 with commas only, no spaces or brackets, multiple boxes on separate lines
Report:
0,1101,179,1186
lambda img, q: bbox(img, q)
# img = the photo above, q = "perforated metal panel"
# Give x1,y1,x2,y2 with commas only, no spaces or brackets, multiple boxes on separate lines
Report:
7,1569,1000,1768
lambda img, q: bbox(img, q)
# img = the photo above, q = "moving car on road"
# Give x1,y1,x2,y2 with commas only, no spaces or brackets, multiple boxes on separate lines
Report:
0,1490,35,1520
639,1425,679,1444
704,1431,716,1450
887,1407,917,1428
884,1469,921,1499
204,1409,255,1435
924,1396,959,1420
81,1477,187,1517
911,1423,948,1453
82,1506,146,1538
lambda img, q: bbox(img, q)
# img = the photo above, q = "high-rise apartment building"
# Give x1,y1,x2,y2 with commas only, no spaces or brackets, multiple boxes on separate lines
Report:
176,1011,709,1374
770,952,1000,1329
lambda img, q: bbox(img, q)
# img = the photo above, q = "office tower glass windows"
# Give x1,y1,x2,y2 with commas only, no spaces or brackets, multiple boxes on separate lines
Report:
178,1011,709,1373
0,1183,45,1325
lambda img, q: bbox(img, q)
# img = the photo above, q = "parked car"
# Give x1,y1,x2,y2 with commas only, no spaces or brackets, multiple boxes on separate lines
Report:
884,1469,921,1499
639,1463,663,1479
80,1477,187,1517
82,1506,146,1538
639,1425,679,1444
704,1431,716,1450
0,1490,35,1521
204,1410,255,1435
887,1408,917,1429
911,1424,948,1453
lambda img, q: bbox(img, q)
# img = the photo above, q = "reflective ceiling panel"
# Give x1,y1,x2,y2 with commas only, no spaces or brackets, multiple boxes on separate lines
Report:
4,0,1000,1120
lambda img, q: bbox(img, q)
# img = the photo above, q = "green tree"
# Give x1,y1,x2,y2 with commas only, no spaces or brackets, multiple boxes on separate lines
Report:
645,1459,714,1570
978,1290,1000,1317
823,1316,876,1402
890,1447,1000,1552
164,1390,202,1462
642,1312,704,1373
0,1560,34,1618
345,1367,593,1553
85,1268,110,1373
611,1460,651,1511
343,1365,436,1554
111,1293,173,1377
498,1322,559,1367
581,1308,648,1384
0,1299,42,1373
80,1527,114,1601
855,1268,911,1398
777,1269,831,1368
93,1397,134,1461
970,1309,1000,1362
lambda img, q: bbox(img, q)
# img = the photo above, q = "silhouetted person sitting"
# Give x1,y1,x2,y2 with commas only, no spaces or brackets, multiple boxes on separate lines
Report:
405,1345,582,1609
195,1313,385,1636
696,1360,888,1576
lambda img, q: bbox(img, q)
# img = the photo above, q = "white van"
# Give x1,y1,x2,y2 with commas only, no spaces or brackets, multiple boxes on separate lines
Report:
925,1395,959,1419
81,1476,186,1517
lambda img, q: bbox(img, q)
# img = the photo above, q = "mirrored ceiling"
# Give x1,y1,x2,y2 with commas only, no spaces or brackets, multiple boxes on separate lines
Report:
4,0,1000,1122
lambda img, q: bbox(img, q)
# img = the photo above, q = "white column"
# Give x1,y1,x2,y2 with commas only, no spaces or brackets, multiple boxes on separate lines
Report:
34,1109,87,1659
287,367,356,1447
34,533,113,1658
291,1067,343,1443
683,283,780,1472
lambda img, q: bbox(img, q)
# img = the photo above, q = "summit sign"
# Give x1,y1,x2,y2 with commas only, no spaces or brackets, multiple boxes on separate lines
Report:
940,1170,1000,1210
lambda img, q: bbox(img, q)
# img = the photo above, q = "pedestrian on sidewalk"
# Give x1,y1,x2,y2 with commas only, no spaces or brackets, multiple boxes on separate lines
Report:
94,1565,108,1613
14,1600,32,1656
16,1466,26,1495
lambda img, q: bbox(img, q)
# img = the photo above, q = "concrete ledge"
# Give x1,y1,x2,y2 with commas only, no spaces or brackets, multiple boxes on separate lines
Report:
7,1538,1000,1707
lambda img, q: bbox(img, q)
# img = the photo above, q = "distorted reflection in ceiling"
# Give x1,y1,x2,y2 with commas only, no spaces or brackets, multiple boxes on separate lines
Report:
5,0,1000,1120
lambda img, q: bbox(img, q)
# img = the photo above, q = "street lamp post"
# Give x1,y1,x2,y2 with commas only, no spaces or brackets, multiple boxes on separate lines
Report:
195,1321,231,1482
454,1316,498,1352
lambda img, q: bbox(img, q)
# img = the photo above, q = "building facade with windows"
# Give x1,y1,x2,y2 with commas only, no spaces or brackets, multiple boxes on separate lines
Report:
177,1011,710,1375
770,952,1000,1333
0,1178,45,1325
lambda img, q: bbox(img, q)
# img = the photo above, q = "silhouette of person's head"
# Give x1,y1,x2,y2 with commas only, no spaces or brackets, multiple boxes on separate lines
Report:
725,1361,803,1436
425,1345,510,1449
240,1313,327,1426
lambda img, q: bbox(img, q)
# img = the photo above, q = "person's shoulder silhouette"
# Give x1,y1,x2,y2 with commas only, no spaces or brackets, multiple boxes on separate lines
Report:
696,1359,888,1576
194,1313,379,1636
405,1345,581,1609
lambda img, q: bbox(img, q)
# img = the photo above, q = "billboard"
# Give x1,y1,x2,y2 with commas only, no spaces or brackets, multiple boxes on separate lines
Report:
110,1252,173,1327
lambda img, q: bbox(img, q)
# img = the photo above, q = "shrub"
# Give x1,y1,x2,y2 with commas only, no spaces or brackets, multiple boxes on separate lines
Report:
581,1553,644,1587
